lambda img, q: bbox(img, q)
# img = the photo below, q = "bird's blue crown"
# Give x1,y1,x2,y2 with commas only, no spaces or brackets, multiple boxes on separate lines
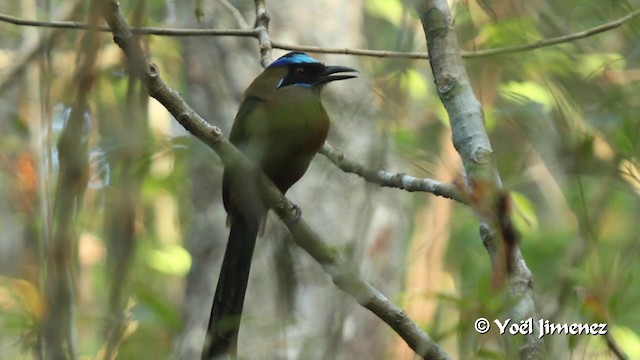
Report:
268,52,321,68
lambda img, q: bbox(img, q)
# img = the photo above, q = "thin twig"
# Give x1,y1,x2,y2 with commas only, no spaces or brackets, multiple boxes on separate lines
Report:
99,1,451,358
320,143,465,203
0,13,257,35
2,7,640,59
271,41,429,59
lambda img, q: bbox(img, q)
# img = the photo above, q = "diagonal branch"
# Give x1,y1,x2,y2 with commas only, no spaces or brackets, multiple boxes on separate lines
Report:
99,1,451,358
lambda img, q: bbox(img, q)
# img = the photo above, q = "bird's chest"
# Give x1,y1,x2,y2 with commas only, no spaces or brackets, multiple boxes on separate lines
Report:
253,99,329,158
239,98,329,191
278,101,329,152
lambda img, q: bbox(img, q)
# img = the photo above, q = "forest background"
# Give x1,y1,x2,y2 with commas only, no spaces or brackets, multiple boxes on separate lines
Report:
1,0,639,359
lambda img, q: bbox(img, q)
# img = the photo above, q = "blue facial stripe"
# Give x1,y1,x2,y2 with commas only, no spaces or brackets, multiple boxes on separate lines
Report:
269,53,320,68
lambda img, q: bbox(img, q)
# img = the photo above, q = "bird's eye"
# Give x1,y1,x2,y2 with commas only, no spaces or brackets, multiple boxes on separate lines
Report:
293,67,306,77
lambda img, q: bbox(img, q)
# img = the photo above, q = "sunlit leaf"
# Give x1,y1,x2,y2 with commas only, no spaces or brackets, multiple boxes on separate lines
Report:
484,106,497,132
364,0,404,26
510,191,538,233
573,324,638,356
436,102,450,127
619,158,640,195
147,245,192,276
499,81,554,111
575,53,626,79
400,69,428,99
610,325,640,356
477,18,540,47
531,44,576,76
0,276,45,321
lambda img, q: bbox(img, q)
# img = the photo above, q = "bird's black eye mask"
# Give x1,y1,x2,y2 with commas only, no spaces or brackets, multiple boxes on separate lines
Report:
277,63,326,89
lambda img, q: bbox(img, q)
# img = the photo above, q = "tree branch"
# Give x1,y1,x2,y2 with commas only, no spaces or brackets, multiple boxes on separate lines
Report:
414,0,545,359
253,0,272,67
320,143,465,202
2,7,639,59
99,1,451,358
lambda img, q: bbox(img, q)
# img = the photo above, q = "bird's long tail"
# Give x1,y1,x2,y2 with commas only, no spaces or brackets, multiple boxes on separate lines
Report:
204,215,259,359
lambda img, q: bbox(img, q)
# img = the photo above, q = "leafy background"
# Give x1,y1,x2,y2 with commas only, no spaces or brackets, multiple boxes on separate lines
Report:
1,0,640,358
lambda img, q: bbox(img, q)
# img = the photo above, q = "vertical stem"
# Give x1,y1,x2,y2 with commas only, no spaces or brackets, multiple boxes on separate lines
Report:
41,4,100,359
413,1,545,359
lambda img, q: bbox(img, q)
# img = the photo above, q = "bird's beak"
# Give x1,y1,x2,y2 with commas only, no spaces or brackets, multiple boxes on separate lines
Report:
312,65,358,86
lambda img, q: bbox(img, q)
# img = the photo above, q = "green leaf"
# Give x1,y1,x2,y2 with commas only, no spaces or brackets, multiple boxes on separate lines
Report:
499,81,554,111
400,69,428,99
611,325,640,355
364,0,404,26
147,245,192,276
575,53,625,79
478,18,539,48
484,106,497,132
510,191,538,233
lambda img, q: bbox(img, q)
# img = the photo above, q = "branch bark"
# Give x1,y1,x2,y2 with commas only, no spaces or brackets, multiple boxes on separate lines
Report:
320,143,464,202
414,1,545,359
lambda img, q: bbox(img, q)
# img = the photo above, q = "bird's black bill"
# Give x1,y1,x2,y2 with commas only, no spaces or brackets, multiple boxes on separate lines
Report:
312,65,358,86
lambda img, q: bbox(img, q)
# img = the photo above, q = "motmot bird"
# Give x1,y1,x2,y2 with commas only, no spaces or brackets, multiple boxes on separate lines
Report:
204,52,357,358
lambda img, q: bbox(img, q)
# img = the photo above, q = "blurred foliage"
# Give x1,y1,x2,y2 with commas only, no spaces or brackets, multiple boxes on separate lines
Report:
1,0,640,359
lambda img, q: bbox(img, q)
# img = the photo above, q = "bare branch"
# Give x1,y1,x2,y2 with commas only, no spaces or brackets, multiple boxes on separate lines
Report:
99,1,451,358
253,0,272,67
271,41,430,59
320,143,465,202
0,13,257,36
2,7,640,60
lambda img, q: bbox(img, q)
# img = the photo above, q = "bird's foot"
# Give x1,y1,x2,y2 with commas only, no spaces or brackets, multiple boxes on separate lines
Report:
284,204,302,226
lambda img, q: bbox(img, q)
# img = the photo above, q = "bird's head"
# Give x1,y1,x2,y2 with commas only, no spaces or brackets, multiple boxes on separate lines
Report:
268,52,357,89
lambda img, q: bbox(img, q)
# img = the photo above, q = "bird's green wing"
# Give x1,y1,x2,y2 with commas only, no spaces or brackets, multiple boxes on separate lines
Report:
228,95,263,147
